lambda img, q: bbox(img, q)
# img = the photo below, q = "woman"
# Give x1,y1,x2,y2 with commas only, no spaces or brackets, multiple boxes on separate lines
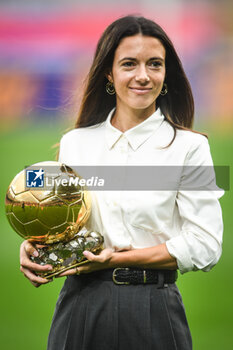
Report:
20,16,223,350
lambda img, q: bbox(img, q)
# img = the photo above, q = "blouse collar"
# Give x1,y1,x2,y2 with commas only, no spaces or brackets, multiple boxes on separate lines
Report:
105,107,165,151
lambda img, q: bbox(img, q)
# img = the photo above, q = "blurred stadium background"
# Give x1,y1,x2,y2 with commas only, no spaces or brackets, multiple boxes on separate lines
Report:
0,0,232,349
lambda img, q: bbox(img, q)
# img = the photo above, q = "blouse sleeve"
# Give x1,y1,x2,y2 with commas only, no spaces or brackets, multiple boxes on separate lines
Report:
57,132,75,165
58,134,67,163
166,136,224,274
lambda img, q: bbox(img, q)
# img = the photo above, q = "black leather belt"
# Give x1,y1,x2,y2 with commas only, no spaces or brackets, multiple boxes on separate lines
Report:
85,268,178,287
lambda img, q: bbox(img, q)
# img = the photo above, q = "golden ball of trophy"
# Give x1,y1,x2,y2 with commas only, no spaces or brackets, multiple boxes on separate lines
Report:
5,161,104,279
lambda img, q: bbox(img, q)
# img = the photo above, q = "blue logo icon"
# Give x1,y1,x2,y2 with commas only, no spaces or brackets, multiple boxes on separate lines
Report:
26,169,44,188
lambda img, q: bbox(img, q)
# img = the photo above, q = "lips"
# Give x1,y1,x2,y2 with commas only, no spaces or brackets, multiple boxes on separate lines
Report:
129,87,152,95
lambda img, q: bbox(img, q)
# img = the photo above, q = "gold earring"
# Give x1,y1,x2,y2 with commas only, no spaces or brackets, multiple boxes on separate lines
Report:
106,81,115,95
160,83,168,96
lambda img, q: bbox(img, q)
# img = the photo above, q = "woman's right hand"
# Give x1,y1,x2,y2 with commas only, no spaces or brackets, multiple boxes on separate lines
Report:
20,240,53,287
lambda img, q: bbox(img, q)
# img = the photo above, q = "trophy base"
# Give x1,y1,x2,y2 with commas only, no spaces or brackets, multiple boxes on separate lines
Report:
30,230,104,279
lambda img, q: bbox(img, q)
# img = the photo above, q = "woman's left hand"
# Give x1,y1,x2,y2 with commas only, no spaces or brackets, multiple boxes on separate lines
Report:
57,248,114,277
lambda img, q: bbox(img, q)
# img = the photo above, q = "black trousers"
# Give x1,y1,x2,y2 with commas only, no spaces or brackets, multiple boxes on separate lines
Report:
47,273,192,350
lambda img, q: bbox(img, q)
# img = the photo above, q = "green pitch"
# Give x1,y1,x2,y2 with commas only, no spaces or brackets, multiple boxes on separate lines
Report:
0,120,232,350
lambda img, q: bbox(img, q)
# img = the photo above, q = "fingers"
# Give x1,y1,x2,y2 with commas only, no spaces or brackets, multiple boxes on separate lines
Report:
82,250,96,261
20,240,53,287
20,241,53,271
23,240,39,257
20,258,52,273
83,248,113,263
56,261,96,277
57,267,79,277
54,249,114,278
20,266,51,286
58,249,114,277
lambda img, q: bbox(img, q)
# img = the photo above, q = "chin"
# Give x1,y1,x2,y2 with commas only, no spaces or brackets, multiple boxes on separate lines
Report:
128,97,156,109
129,102,155,111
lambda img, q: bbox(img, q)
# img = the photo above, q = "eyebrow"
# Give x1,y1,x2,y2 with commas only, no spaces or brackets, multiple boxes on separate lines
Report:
118,57,165,63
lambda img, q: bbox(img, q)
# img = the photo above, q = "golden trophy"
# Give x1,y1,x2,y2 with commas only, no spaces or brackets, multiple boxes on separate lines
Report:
5,161,104,279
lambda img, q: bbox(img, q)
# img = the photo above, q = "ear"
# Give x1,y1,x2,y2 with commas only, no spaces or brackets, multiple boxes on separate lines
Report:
105,71,113,83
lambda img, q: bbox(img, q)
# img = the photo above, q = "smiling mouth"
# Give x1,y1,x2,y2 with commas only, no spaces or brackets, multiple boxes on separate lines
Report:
129,87,152,94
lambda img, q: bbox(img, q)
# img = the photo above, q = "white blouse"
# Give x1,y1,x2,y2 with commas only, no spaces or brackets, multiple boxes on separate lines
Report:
58,108,223,274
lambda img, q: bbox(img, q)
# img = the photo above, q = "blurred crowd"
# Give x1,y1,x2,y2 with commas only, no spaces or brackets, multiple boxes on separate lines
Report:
0,0,232,127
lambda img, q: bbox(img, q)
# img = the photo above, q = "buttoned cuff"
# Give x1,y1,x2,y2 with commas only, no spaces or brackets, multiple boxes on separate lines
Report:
166,236,194,274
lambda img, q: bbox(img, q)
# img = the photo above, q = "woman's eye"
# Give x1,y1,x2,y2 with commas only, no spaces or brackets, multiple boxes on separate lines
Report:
149,61,162,68
122,61,135,67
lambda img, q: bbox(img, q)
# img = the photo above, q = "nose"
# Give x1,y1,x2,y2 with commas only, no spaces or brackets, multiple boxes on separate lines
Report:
135,65,150,83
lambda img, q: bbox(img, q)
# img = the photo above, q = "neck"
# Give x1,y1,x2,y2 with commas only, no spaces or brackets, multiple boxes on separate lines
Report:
111,104,156,132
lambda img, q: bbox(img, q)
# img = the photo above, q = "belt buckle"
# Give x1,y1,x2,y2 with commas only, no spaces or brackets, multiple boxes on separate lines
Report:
112,268,130,285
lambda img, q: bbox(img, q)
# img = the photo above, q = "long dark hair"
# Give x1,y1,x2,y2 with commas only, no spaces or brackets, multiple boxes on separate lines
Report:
75,15,195,139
